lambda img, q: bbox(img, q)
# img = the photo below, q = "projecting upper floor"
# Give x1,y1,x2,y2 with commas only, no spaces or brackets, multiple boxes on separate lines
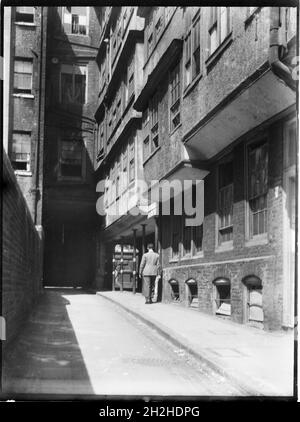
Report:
132,6,297,181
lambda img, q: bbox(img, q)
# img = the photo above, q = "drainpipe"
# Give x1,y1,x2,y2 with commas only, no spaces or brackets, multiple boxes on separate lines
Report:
33,6,44,225
269,7,296,91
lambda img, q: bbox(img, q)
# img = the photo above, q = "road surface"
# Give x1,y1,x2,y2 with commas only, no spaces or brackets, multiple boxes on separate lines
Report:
3,289,244,397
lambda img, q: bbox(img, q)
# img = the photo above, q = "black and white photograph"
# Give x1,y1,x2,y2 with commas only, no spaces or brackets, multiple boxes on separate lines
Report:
1,3,298,408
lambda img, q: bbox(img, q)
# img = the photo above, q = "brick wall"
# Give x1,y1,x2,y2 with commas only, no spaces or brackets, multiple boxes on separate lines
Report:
2,150,43,346
160,115,290,330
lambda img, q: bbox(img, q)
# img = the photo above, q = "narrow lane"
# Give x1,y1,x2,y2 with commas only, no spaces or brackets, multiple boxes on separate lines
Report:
3,290,244,396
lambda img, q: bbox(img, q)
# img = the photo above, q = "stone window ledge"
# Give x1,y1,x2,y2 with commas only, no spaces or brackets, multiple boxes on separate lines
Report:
245,235,268,248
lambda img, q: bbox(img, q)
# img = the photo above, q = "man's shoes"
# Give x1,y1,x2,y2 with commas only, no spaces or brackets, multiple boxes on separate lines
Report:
145,300,152,304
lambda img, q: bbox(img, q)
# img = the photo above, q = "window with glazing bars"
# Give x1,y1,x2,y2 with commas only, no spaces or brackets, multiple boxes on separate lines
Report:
116,160,121,199
182,216,203,257
150,93,159,150
127,53,135,101
218,161,233,243
170,62,181,132
97,122,104,155
248,141,268,236
15,7,34,23
64,7,87,35
14,58,33,94
128,139,135,182
147,21,154,57
122,147,128,191
184,8,201,87
11,132,31,171
208,7,231,56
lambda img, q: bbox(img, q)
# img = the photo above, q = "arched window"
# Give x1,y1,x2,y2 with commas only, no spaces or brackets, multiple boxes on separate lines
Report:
185,279,198,308
213,278,231,316
169,279,180,301
243,275,263,326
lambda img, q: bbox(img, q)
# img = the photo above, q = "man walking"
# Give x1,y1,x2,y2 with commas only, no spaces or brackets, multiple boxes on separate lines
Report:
139,243,160,304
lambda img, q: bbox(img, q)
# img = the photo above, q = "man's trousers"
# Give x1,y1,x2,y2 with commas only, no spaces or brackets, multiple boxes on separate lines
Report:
143,275,156,302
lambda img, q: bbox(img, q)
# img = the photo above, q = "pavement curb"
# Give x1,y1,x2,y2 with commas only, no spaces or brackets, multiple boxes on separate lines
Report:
97,292,263,396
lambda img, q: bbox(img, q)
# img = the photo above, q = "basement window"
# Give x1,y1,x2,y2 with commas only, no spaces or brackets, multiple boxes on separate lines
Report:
11,132,31,172
186,279,198,308
169,280,180,302
213,278,231,316
243,275,263,327
15,7,35,23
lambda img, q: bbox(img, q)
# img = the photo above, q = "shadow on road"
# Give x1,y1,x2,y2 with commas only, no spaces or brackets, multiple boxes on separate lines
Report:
2,289,95,398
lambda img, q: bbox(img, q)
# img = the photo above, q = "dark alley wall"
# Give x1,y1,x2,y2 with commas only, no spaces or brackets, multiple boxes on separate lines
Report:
2,150,43,346
42,7,99,287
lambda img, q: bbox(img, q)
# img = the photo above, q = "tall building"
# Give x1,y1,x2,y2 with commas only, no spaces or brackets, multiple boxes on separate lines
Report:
2,6,47,343
95,6,297,331
3,6,47,226
42,6,100,287
94,7,150,292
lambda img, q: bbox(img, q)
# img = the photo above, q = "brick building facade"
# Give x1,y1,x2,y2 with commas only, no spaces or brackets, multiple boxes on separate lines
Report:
2,6,297,335
2,6,46,342
94,6,297,331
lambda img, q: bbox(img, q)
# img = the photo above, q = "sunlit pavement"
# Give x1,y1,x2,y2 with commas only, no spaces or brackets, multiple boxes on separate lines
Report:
99,291,295,397
3,289,246,397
